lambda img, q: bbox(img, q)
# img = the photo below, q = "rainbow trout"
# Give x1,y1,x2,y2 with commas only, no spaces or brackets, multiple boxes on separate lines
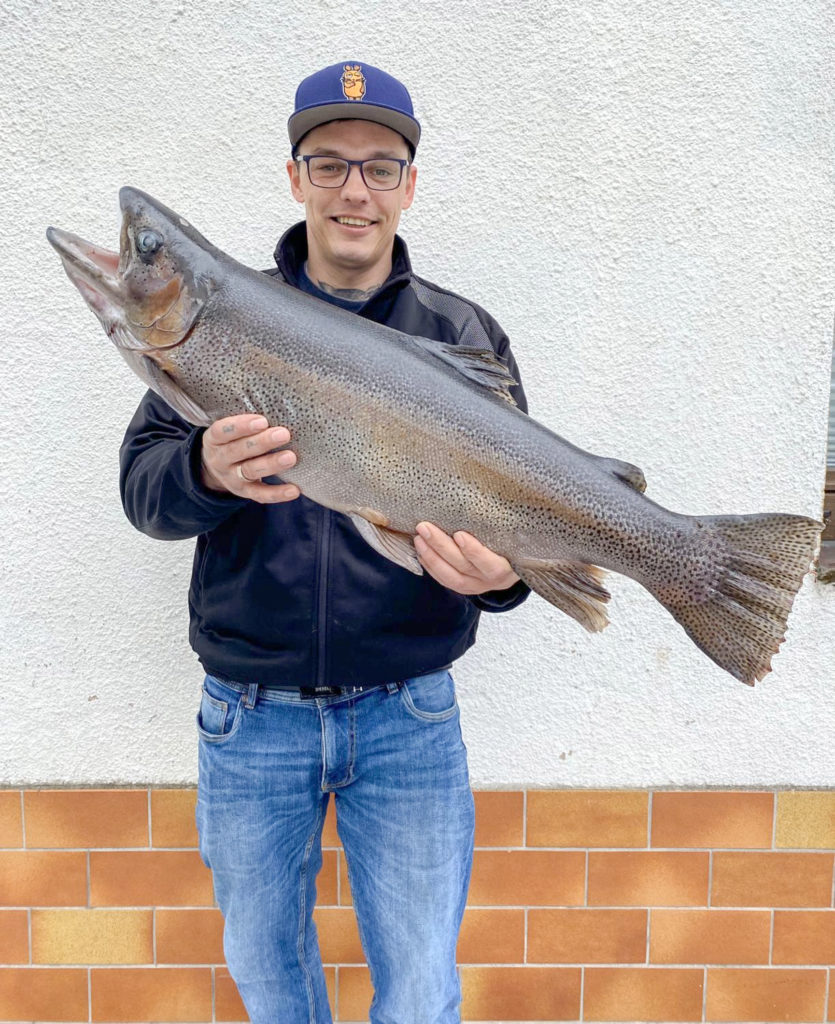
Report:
47,187,822,685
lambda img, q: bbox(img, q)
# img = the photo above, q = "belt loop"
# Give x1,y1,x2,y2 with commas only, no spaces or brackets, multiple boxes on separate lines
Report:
244,682,259,709
386,682,401,694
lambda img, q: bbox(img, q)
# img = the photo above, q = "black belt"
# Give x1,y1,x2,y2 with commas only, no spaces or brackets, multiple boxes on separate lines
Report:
263,683,391,700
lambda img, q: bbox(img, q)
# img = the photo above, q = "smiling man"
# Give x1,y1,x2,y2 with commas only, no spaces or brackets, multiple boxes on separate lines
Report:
120,61,529,1024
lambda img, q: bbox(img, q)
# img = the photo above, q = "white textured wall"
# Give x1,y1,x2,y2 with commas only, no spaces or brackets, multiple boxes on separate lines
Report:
2,0,833,787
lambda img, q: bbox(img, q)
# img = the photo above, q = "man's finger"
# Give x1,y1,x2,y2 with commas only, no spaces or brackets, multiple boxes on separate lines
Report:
414,533,476,593
206,415,270,446
415,522,476,575
245,482,301,504
235,447,297,481
451,530,511,575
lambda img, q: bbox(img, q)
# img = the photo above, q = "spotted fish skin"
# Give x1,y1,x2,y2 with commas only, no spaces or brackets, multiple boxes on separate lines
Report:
46,187,823,686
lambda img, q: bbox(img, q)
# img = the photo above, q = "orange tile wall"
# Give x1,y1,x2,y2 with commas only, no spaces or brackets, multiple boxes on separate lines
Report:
0,788,834,1022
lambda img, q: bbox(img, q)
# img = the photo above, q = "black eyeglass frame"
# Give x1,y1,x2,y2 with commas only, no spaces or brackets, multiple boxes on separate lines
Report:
294,154,411,191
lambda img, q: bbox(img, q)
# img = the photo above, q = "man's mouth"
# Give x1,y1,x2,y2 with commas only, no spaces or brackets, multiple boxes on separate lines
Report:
333,216,375,228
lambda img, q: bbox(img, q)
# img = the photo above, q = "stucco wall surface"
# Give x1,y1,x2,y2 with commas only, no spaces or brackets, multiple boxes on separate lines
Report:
1,0,833,787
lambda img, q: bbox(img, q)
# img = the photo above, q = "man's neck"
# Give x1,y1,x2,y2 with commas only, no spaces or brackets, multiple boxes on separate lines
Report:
304,256,391,302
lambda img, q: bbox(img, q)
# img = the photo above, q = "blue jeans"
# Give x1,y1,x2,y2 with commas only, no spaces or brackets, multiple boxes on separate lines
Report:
195,670,475,1024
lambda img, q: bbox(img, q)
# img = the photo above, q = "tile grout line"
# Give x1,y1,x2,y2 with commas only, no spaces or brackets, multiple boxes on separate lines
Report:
707,849,713,910
768,908,774,967
701,964,707,1022
147,787,153,849
335,963,340,1022
19,789,26,851
87,965,92,1024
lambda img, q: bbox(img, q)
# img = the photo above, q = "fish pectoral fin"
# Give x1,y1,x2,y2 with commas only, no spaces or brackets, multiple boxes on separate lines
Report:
132,353,211,427
514,558,611,632
596,456,647,494
348,513,424,575
410,337,518,405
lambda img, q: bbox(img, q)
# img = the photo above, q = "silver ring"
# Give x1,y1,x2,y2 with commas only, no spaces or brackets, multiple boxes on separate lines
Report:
236,464,249,483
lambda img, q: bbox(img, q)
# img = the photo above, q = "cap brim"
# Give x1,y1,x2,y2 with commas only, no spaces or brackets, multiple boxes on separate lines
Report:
289,103,420,151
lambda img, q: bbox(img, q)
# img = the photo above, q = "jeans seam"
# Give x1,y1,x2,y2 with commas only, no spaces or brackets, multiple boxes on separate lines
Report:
298,796,326,1024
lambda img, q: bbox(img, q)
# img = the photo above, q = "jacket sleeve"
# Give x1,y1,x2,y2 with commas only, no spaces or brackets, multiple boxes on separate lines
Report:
119,390,247,540
468,312,531,614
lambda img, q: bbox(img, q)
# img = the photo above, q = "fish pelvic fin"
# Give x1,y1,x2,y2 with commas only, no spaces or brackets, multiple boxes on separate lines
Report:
514,558,611,632
347,513,423,575
653,513,822,685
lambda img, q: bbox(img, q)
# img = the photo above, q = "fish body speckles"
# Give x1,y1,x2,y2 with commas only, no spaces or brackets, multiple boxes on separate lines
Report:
47,188,823,685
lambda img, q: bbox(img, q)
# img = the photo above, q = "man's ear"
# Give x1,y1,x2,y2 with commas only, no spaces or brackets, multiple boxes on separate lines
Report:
287,158,305,204
401,164,417,211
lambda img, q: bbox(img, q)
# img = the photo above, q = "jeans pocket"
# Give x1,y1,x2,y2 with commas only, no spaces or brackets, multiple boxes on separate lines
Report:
399,669,459,722
196,675,244,743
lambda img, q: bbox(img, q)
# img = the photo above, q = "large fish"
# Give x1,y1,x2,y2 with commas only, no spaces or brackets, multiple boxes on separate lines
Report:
47,187,822,686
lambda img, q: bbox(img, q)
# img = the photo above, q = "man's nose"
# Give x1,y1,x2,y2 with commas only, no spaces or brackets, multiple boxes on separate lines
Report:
339,164,370,200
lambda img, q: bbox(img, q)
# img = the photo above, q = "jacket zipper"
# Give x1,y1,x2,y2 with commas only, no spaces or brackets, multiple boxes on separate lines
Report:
315,509,332,687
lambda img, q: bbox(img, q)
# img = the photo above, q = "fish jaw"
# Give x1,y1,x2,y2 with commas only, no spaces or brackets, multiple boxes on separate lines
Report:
46,226,128,339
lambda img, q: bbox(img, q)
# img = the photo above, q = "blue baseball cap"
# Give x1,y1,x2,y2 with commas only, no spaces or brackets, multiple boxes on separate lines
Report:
288,61,421,155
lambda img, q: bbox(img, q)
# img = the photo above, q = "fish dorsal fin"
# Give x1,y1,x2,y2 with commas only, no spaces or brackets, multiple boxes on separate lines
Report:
348,513,423,575
121,349,211,426
409,337,518,405
513,558,611,632
595,456,647,494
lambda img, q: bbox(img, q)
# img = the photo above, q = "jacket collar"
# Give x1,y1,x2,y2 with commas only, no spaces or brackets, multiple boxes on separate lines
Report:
273,221,413,302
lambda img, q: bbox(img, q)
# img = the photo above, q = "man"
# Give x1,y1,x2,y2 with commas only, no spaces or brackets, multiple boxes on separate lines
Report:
120,61,528,1024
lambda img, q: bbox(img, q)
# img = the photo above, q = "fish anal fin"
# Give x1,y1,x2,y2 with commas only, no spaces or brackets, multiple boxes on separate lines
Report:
514,558,610,632
348,513,423,575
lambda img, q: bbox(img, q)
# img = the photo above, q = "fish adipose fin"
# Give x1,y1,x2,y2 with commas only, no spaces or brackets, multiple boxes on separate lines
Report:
411,338,518,405
514,558,611,632
596,455,647,493
653,513,822,685
348,513,423,575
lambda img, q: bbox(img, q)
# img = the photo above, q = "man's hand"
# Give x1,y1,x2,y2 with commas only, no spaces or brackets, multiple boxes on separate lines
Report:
201,415,301,504
413,521,520,596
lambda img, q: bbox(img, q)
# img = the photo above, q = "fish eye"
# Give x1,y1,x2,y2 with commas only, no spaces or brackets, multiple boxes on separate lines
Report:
136,229,163,256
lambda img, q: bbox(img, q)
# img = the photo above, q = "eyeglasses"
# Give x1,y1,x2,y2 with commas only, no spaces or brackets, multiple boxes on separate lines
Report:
295,155,410,191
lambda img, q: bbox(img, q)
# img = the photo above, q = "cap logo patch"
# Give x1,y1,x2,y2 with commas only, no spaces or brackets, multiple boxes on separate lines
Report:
341,65,366,101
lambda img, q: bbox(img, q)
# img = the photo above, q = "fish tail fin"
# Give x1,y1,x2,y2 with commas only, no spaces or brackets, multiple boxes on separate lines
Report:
514,559,611,632
652,513,822,685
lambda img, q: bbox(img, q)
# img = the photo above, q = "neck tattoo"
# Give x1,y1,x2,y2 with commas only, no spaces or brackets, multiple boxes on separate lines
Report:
306,264,382,302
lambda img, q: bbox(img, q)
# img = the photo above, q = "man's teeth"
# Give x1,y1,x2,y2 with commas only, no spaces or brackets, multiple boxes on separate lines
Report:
335,217,373,226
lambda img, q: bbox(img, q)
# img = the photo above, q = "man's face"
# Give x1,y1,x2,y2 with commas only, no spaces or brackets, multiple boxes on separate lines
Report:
287,119,417,287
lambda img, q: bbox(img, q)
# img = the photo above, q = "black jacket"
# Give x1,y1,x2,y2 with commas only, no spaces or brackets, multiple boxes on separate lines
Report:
119,223,530,687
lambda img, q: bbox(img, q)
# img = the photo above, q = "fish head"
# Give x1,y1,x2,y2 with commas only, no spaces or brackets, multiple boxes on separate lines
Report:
47,186,220,356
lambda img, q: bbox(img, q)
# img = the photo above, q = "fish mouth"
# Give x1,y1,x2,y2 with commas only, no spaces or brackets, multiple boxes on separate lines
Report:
46,226,123,317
